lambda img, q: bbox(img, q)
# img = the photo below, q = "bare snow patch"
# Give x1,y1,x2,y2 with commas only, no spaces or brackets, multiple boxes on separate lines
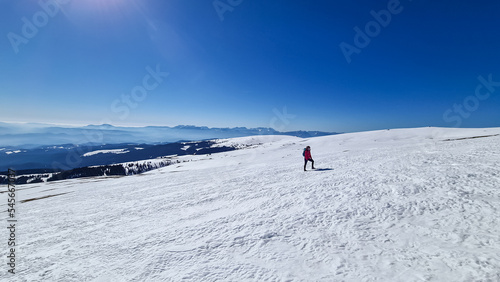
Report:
212,135,301,149
83,149,129,157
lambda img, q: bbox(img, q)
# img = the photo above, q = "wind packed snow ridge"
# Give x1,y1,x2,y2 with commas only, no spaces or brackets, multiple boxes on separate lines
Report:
1,127,500,281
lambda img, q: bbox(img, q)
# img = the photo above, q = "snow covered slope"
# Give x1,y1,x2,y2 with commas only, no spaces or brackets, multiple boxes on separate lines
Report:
2,127,500,281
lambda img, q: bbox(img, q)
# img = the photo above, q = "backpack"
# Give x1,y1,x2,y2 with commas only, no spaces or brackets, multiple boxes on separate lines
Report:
302,148,306,157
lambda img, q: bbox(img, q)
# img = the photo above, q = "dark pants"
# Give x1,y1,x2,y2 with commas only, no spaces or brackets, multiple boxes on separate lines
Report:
304,158,314,170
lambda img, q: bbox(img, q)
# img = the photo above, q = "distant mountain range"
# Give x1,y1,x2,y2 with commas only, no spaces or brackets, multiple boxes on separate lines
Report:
0,141,238,185
0,123,339,172
0,140,237,173
0,122,338,148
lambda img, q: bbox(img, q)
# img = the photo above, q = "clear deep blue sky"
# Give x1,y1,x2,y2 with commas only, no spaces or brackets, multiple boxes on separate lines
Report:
2,0,500,132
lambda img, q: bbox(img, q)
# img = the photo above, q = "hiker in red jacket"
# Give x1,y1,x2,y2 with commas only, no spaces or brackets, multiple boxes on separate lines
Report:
303,146,315,171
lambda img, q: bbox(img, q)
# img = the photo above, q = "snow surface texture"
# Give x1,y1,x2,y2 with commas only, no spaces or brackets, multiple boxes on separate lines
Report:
1,127,500,281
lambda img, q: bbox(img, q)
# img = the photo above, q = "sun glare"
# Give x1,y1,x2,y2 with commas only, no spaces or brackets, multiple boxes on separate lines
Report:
62,0,136,27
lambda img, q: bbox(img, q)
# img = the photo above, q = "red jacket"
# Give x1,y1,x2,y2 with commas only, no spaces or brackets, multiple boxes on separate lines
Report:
304,149,312,160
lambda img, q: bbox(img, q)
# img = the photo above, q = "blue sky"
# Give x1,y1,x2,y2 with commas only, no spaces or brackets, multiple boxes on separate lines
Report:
1,0,500,133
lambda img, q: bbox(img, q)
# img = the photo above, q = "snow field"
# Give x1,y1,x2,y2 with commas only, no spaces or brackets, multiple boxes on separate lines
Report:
83,149,130,157
1,127,500,281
